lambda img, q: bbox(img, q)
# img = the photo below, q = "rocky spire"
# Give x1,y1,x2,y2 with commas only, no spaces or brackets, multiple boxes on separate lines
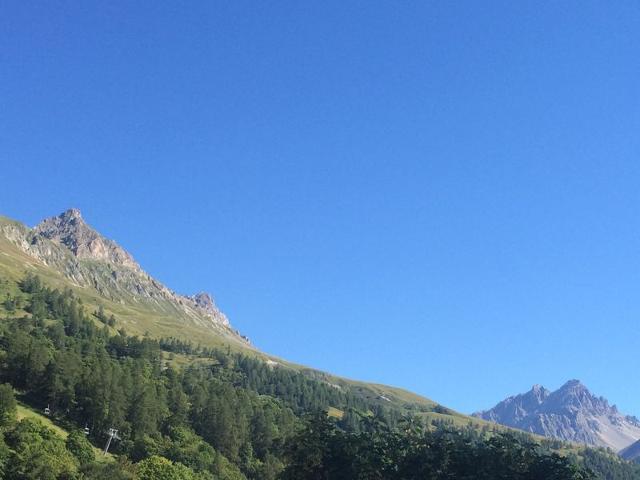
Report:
34,208,139,269
191,292,216,310
63,207,83,221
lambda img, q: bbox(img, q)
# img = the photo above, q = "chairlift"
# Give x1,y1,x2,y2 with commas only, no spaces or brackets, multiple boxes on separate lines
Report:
44,404,51,416
103,427,120,455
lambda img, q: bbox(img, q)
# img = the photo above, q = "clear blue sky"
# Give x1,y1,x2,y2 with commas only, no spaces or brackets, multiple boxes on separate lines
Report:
2,1,640,414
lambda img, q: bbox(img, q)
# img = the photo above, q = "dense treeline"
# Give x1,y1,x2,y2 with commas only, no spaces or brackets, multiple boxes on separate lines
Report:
282,413,592,480
1,274,298,478
576,448,640,480
159,337,379,419
159,338,395,422
0,273,635,479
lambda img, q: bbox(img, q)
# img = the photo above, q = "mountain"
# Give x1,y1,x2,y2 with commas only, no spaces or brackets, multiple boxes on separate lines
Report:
0,209,456,419
2,209,639,479
473,380,640,451
0,208,247,345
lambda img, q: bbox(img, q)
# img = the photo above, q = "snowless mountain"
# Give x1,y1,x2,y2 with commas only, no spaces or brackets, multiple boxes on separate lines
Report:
473,380,640,452
0,208,245,342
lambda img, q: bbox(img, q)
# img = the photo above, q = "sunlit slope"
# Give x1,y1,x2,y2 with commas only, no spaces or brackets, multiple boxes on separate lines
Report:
0,213,491,425
0,215,248,351
16,402,111,461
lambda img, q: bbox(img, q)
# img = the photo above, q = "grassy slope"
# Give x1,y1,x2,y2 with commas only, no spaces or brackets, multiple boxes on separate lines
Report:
16,402,111,460
0,217,249,351
16,404,69,438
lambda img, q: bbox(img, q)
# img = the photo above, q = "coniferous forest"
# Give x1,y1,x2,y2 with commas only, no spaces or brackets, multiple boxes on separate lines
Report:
0,274,637,479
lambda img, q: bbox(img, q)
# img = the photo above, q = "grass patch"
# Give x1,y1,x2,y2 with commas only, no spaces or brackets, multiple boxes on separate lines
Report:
17,403,69,438
327,407,344,419
16,402,112,461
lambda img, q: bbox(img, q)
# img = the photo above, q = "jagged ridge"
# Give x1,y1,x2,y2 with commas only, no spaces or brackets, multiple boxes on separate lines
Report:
34,208,139,269
0,209,238,335
473,380,640,452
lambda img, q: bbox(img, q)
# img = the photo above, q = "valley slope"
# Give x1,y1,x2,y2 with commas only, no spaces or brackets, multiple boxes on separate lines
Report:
3,209,640,479
0,209,463,422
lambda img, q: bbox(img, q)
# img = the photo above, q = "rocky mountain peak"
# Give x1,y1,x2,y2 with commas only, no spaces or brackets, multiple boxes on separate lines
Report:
62,207,83,221
473,383,549,426
562,379,583,387
545,380,610,415
529,384,550,400
192,292,215,310
473,380,640,452
1,209,240,340
558,379,588,394
186,292,229,326
43,207,85,230
34,209,139,269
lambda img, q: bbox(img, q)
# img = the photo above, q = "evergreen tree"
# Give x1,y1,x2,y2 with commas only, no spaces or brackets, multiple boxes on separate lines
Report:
66,429,96,465
0,274,622,480
0,384,16,429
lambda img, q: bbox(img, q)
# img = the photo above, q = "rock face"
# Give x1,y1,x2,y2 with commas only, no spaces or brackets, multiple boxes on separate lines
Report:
473,380,640,452
189,292,217,313
34,208,139,269
0,209,235,332
477,384,551,426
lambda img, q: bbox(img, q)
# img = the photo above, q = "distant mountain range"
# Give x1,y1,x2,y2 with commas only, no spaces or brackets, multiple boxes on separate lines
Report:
473,380,640,452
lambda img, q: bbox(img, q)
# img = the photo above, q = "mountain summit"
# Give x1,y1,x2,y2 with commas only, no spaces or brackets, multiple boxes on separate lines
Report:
473,380,640,451
0,209,238,338
34,208,139,269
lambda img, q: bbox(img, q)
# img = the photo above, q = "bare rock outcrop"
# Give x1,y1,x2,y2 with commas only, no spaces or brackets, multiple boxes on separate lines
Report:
473,380,640,452
1,209,234,331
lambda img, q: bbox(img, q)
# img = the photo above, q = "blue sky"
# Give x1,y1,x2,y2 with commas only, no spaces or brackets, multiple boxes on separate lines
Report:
1,1,640,414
